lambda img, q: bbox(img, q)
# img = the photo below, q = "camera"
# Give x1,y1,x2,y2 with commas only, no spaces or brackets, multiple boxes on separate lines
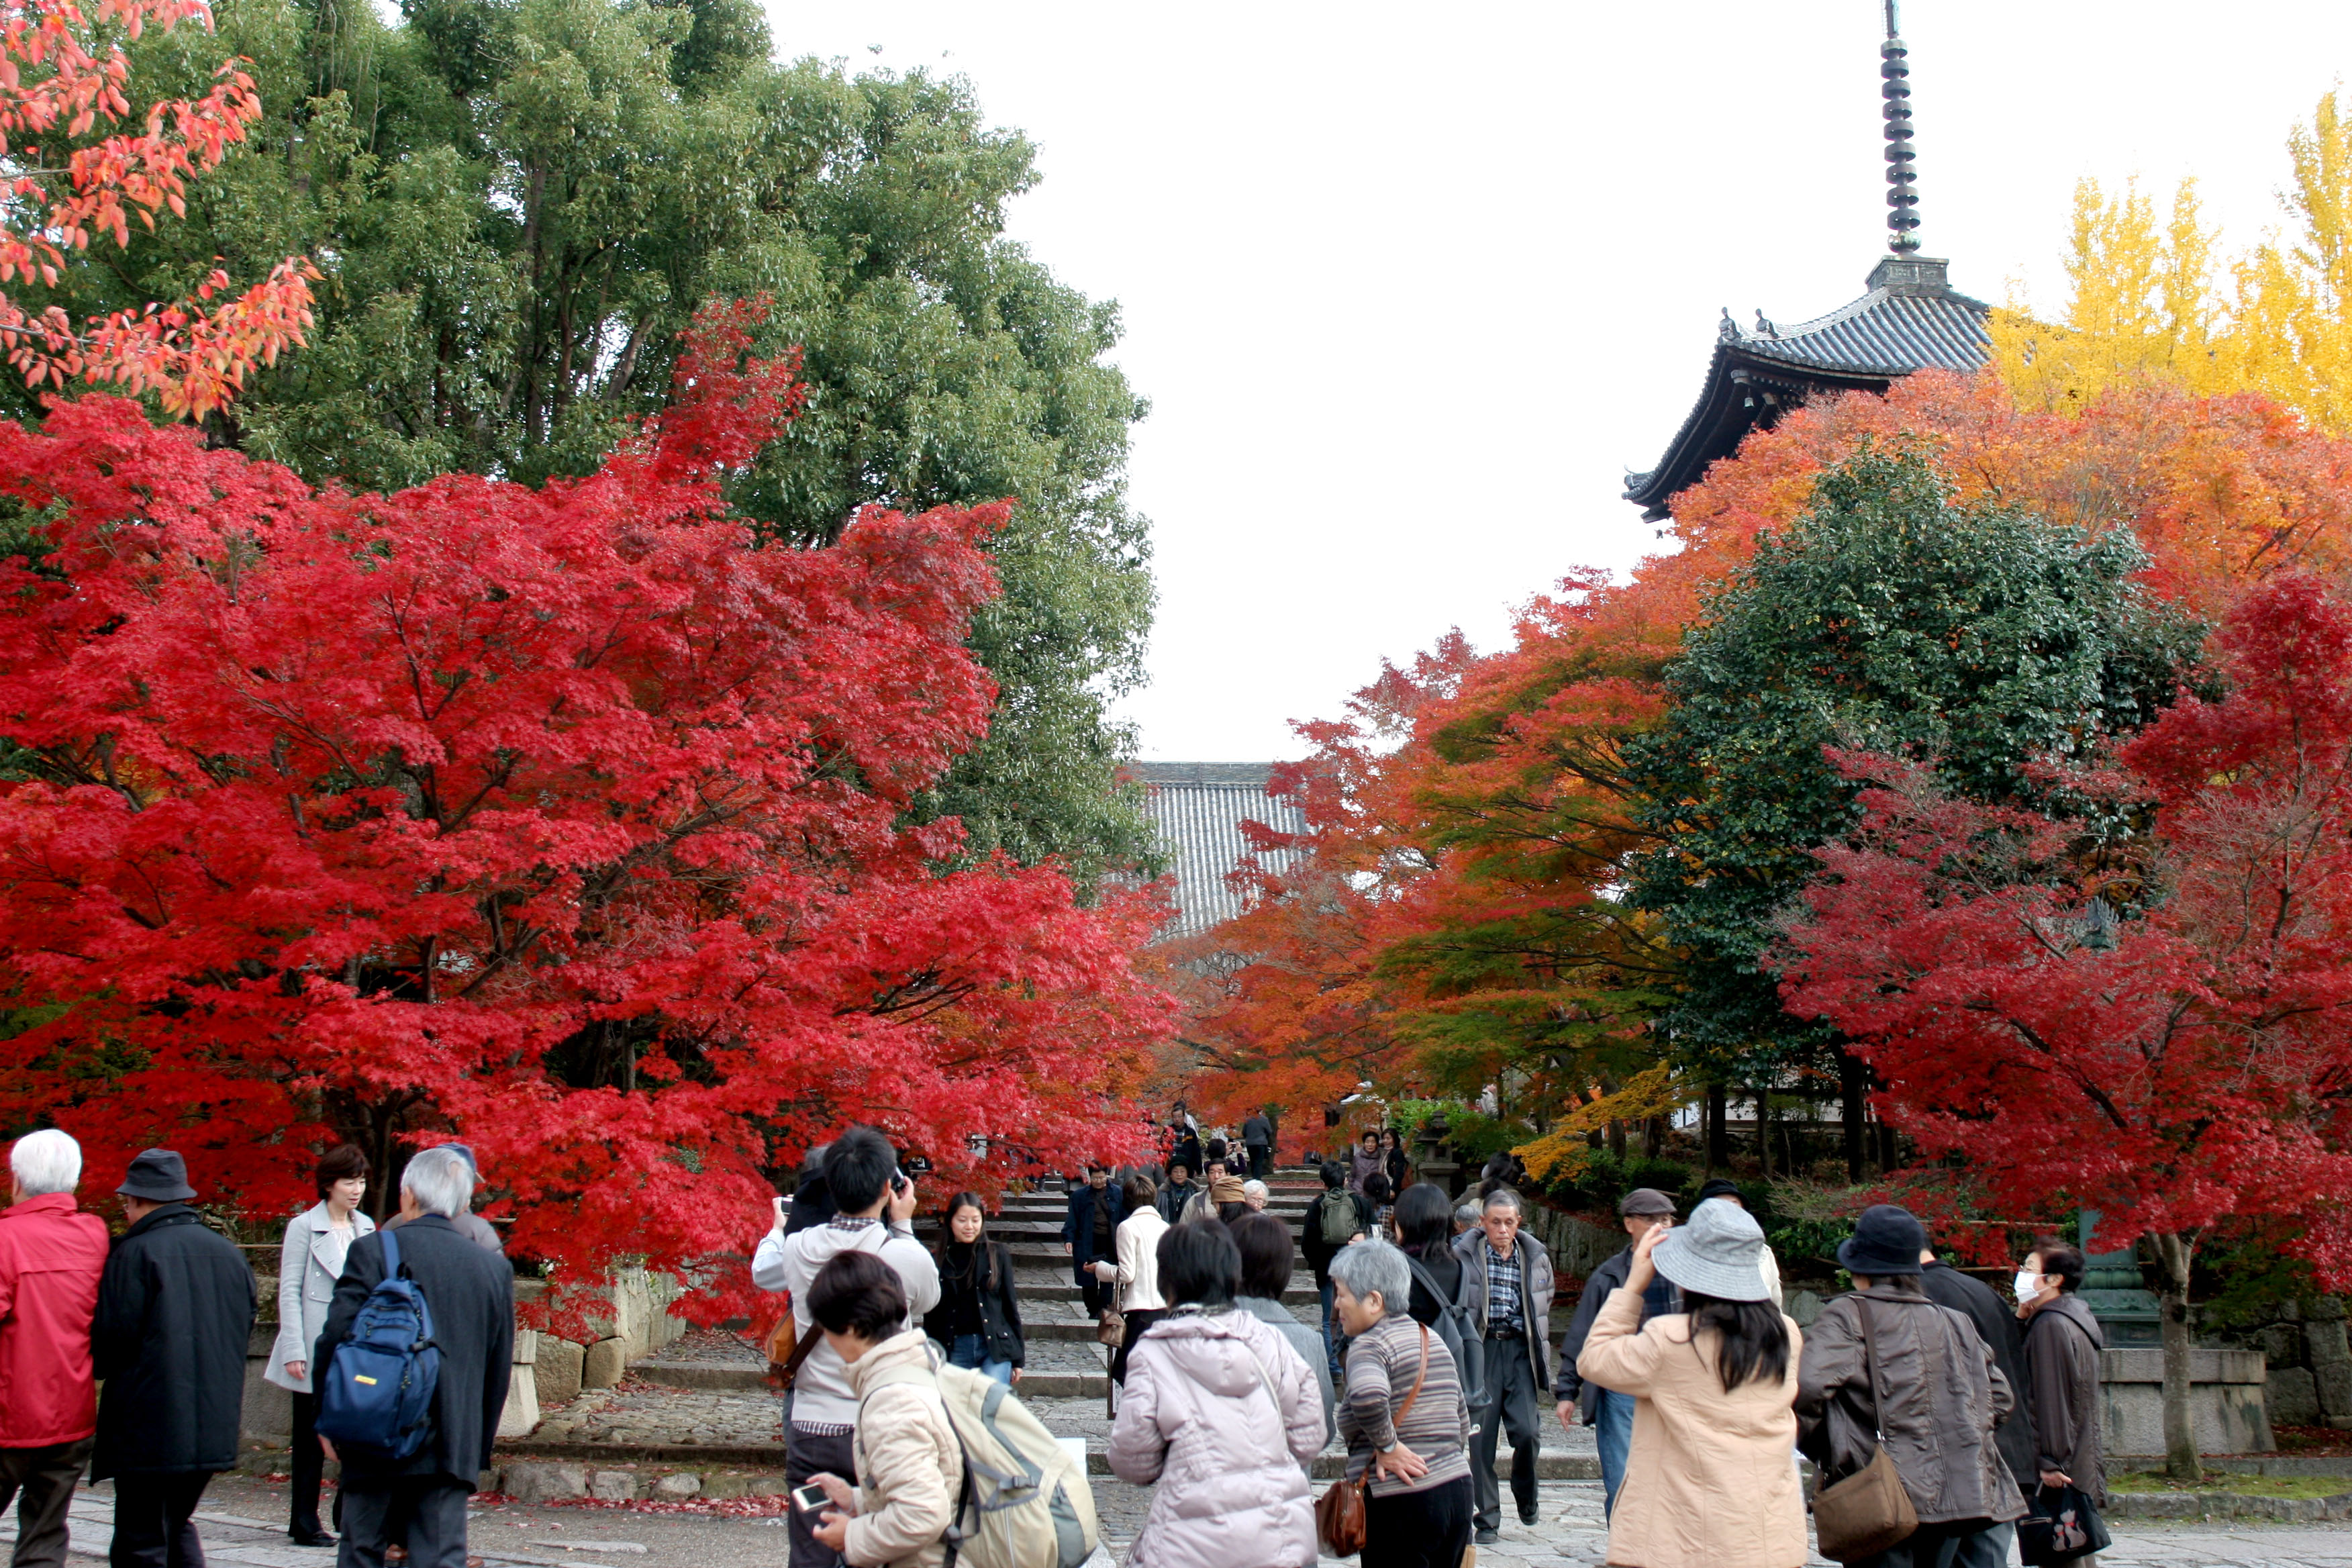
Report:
790,1481,831,1515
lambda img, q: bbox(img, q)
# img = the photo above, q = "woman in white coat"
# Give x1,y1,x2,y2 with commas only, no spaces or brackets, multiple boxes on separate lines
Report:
264,1146,375,1547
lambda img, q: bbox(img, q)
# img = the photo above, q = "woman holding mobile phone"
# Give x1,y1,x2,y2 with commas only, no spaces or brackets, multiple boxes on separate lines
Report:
803,1251,961,1568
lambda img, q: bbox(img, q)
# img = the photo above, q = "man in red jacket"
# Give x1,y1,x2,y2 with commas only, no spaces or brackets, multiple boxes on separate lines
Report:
0,1129,111,1568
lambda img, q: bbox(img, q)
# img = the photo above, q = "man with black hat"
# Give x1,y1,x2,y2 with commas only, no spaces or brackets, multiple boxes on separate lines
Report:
1918,1234,2038,1508
1797,1204,2026,1568
1554,1188,1679,1521
91,1148,258,1568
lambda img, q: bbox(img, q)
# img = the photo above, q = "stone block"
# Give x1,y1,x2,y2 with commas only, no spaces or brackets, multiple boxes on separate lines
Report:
2311,1295,2349,1322
2256,1324,2300,1363
1784,1289,1824,1329
745,1477,790,1497
514,1328,540,1367
497,1355,542,1438
504,1463,589,1504
2269,1365,2322,1426
582,1337,628,1389
2316,1355,2352,1422
701,1475,752,1500
653,1473,702,1499
537,1337,586,1406
2308,1319,2351,1366
589,1469,638,1501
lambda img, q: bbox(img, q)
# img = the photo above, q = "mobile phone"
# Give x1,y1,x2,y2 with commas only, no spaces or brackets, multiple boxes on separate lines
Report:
891,1169,912,1196
790,1482,830,1515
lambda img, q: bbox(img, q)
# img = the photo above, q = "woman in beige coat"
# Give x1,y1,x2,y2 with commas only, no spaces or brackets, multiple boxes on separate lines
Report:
805,1251,963,1568
1575,1199,1806,1568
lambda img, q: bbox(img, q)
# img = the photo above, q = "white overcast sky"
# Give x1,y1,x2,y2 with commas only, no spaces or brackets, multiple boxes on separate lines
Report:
770,1,2352,762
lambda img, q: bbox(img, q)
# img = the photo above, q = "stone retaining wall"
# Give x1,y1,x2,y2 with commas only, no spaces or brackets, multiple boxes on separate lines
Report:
2202,1292,2352,1430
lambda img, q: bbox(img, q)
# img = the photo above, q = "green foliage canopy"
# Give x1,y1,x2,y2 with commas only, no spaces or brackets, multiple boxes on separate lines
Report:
1626,446,2204,1079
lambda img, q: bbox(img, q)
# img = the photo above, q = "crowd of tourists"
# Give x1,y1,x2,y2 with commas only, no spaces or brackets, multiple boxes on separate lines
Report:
0,1115,2115,1568
0,1131,513,1568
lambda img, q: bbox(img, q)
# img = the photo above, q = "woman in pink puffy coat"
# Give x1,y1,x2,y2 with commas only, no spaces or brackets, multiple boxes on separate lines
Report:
1108,1219,1324,1568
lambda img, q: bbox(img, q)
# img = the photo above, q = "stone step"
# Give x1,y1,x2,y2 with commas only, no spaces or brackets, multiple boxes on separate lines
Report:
1015,1277,1320,1305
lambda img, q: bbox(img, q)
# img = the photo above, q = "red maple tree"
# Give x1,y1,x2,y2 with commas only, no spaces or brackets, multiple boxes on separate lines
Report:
1777,574,2352,1477
0,300,1171,1318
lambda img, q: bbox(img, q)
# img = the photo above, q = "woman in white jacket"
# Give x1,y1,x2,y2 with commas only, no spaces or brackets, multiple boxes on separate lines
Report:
1095,1174,1171,1386
264,1145,375,1547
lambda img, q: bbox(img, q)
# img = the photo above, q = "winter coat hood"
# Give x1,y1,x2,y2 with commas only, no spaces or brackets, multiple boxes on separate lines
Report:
2035,1292,2106,1349
1106,1307,1324,1568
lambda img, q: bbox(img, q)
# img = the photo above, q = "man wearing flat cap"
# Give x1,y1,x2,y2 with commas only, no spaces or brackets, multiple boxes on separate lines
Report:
1555,1187,1680,1520
91,1149,257,1568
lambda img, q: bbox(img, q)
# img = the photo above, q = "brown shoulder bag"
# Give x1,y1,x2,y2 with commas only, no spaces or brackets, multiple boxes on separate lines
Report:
1316,1321,1428,1557
1812,1298,1920,1563
763,1302,822,1391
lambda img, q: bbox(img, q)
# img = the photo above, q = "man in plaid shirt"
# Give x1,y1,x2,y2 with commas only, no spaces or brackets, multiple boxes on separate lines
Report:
1452,1187,1555,1545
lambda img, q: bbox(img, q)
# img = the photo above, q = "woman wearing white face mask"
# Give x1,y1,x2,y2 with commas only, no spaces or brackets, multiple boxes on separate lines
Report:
2017,1243,2107,1533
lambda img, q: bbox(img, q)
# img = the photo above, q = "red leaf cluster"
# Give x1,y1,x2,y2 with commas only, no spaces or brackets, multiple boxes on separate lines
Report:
1778,575,2352,1281
0,305,1173,1316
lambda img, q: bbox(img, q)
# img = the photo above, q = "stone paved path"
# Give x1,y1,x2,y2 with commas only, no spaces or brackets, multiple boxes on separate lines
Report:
11,1475,2352,1568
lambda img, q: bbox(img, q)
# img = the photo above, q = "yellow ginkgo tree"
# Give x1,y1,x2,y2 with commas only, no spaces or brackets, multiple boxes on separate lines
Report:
1995,93,2352,434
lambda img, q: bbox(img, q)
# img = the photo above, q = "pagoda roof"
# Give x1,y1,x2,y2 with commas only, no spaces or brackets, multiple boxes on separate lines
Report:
1623,254,1991,520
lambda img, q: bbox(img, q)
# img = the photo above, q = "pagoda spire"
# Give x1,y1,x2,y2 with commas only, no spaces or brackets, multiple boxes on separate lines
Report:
1881,1,1920,254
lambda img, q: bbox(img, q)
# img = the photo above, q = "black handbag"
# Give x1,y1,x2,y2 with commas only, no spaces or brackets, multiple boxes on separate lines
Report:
2017,1483,2112,1565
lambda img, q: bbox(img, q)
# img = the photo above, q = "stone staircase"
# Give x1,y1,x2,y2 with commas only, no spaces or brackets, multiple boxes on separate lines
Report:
632,1171,1329,1400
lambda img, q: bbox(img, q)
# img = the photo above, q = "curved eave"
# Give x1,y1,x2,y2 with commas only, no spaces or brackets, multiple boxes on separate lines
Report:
1623,342,1895,520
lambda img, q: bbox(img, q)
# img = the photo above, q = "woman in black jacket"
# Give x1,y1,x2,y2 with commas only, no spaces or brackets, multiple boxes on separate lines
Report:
1393,1181,1463,1325
924,1193,1024,1385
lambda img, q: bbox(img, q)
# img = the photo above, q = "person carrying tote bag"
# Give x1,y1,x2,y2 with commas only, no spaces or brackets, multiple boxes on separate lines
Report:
1797,1206,2028,1568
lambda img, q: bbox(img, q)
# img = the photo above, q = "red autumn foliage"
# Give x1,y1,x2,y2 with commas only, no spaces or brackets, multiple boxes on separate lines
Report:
0,301,1171,1319
0,0,315,416
1776,574,2352,1289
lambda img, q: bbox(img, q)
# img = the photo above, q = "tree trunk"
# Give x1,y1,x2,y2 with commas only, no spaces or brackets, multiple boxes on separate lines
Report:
1607,1117,1626,1159
1875,1120,1898,1174
1840,1048,1867,1181
1642,1116,1663,1160
1757,1089,1774,1179
2151,1230,2202,1482
1706,1082,1728,1173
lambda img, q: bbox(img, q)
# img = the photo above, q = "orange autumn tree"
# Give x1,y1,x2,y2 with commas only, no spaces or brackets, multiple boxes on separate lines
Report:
0,0,313,415
1180,368,2352,1175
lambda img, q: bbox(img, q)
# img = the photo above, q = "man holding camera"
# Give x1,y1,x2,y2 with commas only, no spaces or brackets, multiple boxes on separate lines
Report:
754,1127,939,1568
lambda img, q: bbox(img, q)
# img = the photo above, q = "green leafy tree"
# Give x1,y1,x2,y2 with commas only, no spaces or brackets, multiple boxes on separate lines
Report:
11,0,1157,879
1625,447,2202,1155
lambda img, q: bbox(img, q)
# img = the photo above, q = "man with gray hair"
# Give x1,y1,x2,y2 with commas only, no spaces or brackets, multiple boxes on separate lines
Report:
1451,1186,1555,1547
313,1147,513,1568
0,1131,109,1568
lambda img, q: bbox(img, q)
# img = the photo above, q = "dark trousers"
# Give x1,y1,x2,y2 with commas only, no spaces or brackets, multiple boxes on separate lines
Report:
1855,1519,2015,1568
1362,1475,1473,1568
1112,1308,1166,1385
334,1479,467,1568
1469,1335,1539,1532
1075,1258,1110,1316
1247,1146,1271,1178
287,1392,338,1537
785,1427,855,1568
108,1471,213,1568
2,1438,92,1568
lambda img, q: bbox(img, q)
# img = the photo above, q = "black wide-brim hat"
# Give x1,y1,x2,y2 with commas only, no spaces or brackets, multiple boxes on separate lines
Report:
117,1147,196,1202
1836,1203,1928,1277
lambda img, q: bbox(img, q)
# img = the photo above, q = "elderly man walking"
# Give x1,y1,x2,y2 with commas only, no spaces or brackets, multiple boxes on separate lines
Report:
1453,1186,1555,1547
313,1148,513,1568
1,1131,110,1568
91,1149,257,1568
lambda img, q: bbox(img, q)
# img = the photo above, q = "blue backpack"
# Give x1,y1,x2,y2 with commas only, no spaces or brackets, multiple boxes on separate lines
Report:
315,1227,440,1461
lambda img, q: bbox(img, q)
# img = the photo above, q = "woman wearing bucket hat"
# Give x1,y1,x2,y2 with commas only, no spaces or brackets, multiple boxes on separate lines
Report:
1796,1205,2026,1568
1573,1199,1806,1568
